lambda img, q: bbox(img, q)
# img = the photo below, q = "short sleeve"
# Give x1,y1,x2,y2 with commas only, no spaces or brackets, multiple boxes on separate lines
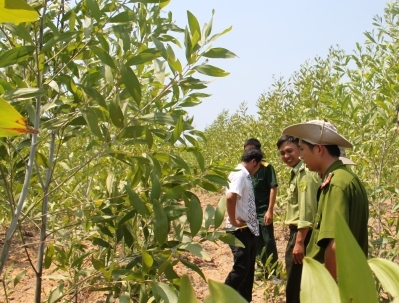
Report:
226,170,244,197
266,164,278,188
317,185,349,247
297,172,320,229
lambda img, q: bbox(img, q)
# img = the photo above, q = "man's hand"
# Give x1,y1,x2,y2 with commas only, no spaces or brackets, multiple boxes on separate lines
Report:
264,209,273,226
230,219,246,227
293,242,305,264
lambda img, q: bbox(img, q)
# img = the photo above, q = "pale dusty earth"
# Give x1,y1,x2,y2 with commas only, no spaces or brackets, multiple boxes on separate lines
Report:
0,191,290,303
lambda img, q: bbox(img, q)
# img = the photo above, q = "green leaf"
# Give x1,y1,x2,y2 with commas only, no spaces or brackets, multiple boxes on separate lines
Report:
126,48,161,66
41,32,77,53
335,212,377,303
368,258,399,298
300,257,340,303
86,0,101,21
184,27,192,64
204,204,215,230
35,151,50,168
178,258,206,281
171,115,184,144
206,279,247,303
13,269,26,287
121,66,142,105
177,275,201,303
202,48,237,59
188,195,203,237
119,293,130,303
109,95,124,128
44,243,54,269
92,237,112,249
82,108,103,139
214,195,226,229
194,65,229,77
127,187,150,216
204,174,228,187
153,282,178,303
3,88,46,100
152,199,169,246
90,46,116,69
152,36,167,59
141,247,153,274
187,11,201,40
0,45,35,68
217,233,244,247
192,150,205,171
47,281,64,303
179,243,210,261
0,0,39,24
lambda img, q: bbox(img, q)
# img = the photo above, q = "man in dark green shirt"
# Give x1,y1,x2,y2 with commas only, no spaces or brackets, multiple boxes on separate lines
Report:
283,120,369,280
244,139,279,276
277,135,320,303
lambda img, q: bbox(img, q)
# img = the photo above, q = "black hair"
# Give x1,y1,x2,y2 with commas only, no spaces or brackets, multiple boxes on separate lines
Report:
244,138,261,149
301,141,340,157
241,148,264,163
276,135,299,149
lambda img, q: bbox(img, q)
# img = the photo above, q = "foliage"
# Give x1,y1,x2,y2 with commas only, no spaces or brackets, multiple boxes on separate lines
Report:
0,0,238,301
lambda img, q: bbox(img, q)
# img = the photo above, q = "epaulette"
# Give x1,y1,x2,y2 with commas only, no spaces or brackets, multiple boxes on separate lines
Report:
298,162,305,172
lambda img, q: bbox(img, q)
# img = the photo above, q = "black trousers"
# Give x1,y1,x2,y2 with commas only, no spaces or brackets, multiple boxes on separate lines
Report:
285,226,312,303
225,228,256,302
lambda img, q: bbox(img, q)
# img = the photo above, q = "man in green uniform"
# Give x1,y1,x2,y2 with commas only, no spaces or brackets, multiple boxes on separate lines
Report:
244,139,279,276
277,135,320,303
283,120,369,280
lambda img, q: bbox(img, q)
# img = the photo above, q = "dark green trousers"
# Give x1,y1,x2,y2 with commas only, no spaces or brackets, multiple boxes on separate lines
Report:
254,223,278,273
285,226,312,303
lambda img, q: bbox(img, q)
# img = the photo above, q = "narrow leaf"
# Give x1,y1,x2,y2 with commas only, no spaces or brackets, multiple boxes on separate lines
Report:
188,195,203,237
202,47,237,59
194,65,229,77
207,279,247,303
0,45,35,68
368,258,399,298
121,66,142,105
214,195,226,229
178,275,201,303
90,46,116,68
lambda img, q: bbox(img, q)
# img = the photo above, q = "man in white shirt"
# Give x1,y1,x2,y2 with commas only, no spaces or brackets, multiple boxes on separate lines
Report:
224,148,263,302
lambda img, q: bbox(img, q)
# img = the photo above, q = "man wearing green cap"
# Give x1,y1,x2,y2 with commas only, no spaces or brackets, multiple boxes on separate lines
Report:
282,120,369,281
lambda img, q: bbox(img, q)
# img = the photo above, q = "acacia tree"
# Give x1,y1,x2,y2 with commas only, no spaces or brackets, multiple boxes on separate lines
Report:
0,0,242,301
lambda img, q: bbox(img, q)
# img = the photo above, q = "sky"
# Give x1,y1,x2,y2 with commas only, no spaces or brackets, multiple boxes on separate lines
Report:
164,1,388,130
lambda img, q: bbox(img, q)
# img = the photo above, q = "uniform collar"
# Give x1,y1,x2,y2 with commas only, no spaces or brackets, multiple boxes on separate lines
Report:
322,159,345,179
292,160,304,174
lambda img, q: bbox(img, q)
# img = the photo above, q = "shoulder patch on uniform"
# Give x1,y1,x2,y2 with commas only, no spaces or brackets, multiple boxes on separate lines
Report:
299,181,307,192
262,162,269,167
320,172,334,189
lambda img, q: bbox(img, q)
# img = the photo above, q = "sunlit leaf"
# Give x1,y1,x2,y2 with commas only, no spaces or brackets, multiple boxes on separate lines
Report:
121,66,142,105
0,45,35,68
202,47,237,59
206,279,247,303
301,257,339,303
0,97,37,137
335,212,377,303
368,258,399,299
194,65,229,77
0,0,39,24
214,195,226,229
177,275,201,303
